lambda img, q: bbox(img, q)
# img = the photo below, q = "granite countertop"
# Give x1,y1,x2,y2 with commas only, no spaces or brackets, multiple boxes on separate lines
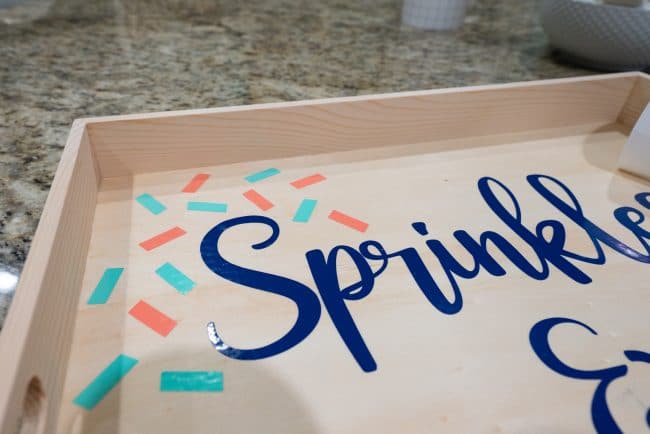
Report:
0,0,594,330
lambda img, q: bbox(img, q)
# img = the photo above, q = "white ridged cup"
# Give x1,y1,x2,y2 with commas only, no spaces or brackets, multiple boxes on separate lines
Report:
402,0,472,30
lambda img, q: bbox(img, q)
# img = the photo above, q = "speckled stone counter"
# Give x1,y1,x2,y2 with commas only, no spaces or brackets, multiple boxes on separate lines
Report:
0,0,594,329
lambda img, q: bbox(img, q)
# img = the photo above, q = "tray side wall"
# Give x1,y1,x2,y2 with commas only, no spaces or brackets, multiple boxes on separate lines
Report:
617,73,650,129
0,123,98,434
86,73,639,178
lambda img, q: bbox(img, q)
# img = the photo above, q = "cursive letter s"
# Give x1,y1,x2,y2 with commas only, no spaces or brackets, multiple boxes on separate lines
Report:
201,216,322,360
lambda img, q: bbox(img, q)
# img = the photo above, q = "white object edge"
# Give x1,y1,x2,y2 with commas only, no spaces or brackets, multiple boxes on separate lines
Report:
619,102,650,180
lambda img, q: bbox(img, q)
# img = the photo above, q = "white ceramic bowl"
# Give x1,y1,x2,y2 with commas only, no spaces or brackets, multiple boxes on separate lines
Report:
541,0,650,71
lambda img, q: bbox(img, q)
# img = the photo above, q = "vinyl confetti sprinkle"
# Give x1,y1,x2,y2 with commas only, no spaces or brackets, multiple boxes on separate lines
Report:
87,267,124,305
160,371,223,392
129,300,177,337
139,226,187,251
187,201,228,213
156,262,196,295
73,354,138,410
293,199,318,223
182,173,211,193
328,210,369,232
136,193,166,215
291,173,326,189
243,189,274,211
245,167,280,183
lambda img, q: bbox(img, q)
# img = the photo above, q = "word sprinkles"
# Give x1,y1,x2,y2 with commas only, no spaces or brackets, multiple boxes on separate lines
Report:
201,174,650,373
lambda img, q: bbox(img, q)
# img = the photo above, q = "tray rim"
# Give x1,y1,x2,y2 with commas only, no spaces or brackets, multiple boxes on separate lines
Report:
79,71,645,124
0,71,648,434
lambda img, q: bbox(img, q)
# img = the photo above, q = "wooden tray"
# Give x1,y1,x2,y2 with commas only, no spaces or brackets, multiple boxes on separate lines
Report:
1,73,649,434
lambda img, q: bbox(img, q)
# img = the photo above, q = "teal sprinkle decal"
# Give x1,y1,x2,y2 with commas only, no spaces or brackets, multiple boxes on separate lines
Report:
244,168,280,183
73,354,138,410
160,371,223,392
156,262,196,294
87,267,124,305
187,201,228,213
293,199,318,223
136,193,166,215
